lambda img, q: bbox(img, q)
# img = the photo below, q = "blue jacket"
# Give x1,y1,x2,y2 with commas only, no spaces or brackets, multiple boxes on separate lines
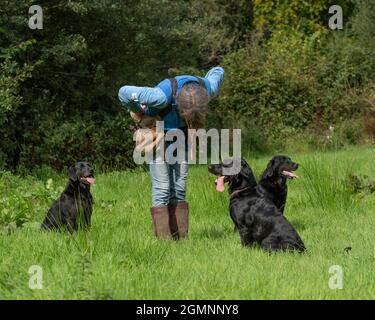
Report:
118,66,224,130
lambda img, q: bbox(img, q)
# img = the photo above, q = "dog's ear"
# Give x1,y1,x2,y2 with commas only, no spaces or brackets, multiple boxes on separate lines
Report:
240,159,256,185
264,159,276,178
68,165,78,181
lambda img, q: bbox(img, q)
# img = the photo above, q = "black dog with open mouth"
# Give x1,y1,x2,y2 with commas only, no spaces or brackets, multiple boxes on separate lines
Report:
258,156,299,214
208,158,305,252
41,162,95,233
210,158,258,230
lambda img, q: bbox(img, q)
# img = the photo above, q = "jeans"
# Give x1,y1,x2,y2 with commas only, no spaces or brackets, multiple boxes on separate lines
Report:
149,144,189,207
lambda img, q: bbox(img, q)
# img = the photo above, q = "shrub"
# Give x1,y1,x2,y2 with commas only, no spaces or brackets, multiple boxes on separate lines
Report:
215,13,375,151
0,171,64,231
17,111,136,171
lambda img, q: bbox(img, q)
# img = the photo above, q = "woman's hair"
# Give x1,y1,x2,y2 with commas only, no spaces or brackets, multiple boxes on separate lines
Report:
176,82,210,129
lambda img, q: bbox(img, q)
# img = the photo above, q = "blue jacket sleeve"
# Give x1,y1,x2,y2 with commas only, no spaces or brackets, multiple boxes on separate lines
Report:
204,66,225,97
118,86,168,113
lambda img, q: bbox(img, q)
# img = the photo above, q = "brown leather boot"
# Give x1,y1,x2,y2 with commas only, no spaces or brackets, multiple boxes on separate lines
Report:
167,203,179,240
150,205,172,239
169,201,189,239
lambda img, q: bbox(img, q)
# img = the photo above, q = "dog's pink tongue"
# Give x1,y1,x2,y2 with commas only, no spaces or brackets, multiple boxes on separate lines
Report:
282,171,298,179
86,177,96,185
216,176,225,192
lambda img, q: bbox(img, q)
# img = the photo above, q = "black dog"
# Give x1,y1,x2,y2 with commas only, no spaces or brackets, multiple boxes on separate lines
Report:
258,156,299,214
208,158,305,252
41,162,95,233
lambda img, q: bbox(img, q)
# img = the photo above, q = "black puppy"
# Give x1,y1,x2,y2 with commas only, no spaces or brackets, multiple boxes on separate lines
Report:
208,158,305,252
41,162,95,233
258,156,299,214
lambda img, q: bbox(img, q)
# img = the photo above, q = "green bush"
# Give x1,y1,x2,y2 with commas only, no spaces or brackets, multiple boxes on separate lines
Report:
306,118,364,151
0,0,222,172
215,6,375,151
1,0,374,172
0,171,64,231
18,111,136,171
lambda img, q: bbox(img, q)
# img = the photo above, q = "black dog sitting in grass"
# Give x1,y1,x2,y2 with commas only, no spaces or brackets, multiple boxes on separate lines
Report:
208,158,305,252
258,156,299,214
41,162,95,233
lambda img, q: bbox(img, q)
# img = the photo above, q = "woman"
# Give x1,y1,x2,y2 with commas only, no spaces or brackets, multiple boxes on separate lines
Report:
118,66,224,239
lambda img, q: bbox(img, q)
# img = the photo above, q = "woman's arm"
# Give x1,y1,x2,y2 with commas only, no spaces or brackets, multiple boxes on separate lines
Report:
204,66,225,97
118,86,168,113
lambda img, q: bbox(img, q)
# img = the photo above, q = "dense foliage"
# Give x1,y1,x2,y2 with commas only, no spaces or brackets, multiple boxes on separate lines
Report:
0,0,374,171
212,0,375,152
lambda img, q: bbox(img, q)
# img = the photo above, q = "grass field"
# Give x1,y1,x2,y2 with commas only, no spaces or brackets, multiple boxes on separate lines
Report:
1,145,375,299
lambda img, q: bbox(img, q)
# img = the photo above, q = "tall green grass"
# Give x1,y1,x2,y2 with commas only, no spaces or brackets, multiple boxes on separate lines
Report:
0,146,375,299
300,156,358,213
